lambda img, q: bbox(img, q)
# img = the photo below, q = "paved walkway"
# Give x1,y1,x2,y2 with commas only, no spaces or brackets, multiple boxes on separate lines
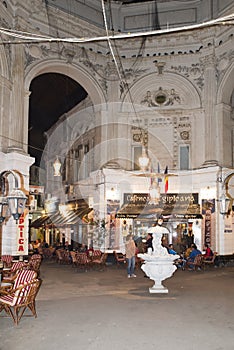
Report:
1,261,234,350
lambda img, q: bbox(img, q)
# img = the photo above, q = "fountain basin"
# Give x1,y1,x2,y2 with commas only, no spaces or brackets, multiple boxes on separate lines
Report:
138,253,180,294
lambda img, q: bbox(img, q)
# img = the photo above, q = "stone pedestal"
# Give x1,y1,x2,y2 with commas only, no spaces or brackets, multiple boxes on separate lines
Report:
140,259,178,293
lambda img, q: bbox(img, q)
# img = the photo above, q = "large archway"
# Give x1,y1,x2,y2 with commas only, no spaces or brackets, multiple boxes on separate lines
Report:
25,60,107,166
28,72,87,166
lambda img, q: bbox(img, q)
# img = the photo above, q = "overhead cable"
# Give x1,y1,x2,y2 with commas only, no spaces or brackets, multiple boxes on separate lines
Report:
0,13,233,44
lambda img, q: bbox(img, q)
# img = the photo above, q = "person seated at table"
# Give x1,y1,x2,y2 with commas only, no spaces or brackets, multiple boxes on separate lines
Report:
87,245,94,257
187,244,202,269
78,244,87,253
184,243,195,259
168,244,185,268
168,244,177,255
33,239,41,253
28,241,34,253
64,241,72,251
203,244,213,260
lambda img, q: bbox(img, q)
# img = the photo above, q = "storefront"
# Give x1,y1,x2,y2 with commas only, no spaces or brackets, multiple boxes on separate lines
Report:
116,192,203,252
30,198,93,248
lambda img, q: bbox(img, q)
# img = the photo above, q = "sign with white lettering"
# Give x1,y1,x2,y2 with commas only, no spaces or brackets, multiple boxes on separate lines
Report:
202,199,215,246
123,193,198,205
17,212,27,254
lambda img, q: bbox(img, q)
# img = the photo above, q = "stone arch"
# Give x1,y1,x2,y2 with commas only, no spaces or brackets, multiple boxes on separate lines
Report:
217,61,234,105
123,72,201,109
25,60,107,106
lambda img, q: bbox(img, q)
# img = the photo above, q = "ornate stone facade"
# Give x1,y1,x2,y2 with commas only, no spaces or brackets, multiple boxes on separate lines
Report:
0,0,234,255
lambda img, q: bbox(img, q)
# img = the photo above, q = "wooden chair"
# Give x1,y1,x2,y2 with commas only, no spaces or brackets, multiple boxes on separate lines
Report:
92,253,108,271
76,253,91,271
1,255,13,267
113,251,126,267
0,277,42,325
92,250,102,259
186,254,204,271
26,259,42,274
2,261,26,282
1,269,37,294
203,252,218,269
70,251,79,267
42,247,55,259
55,249,64,264
30,254,42,262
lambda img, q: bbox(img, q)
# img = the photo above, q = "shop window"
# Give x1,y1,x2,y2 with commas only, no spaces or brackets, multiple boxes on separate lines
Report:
179,145,190,170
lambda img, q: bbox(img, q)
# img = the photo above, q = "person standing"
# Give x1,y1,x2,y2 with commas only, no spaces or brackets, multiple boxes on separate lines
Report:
125,235,137,278
145,233,153,252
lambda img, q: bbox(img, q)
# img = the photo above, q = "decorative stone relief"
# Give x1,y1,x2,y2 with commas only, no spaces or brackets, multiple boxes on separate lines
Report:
180,130,190,140
170,63,204,90
177,116,191,141
141,87,181,107
131,127,148,146
216,51,234,81
154,61,166,75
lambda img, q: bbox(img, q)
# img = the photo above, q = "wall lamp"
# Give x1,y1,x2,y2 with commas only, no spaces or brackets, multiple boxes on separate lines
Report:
217,192,231,215
0,170,27,224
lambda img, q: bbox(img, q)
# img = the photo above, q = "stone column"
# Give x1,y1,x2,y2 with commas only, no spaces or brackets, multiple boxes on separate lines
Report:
0,151,34,256
8,45,26,153
201,54,219,166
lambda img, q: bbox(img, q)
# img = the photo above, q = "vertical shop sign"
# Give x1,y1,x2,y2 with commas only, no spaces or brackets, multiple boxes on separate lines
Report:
202,199,215,246
107,199,120,249
17,212,27,253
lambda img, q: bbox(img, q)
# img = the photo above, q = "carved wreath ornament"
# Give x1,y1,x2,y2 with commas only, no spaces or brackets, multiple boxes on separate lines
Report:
141,87,181,107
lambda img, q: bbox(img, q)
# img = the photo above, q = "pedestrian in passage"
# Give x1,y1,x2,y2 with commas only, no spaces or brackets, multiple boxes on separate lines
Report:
125,235,137,278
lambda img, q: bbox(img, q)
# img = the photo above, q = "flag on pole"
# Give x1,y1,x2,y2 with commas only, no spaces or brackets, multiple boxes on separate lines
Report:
157,162,162,183
164,166,168,193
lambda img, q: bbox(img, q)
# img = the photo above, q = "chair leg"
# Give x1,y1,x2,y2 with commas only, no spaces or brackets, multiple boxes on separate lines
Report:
3,305,17,324
15,306,26,325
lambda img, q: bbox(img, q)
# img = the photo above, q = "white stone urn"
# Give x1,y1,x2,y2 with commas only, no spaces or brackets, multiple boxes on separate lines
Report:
138,223,179,293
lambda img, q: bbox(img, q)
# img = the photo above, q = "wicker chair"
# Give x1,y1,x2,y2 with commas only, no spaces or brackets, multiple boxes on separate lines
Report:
113,251,126,267
70,251,79,267
203,252,218,269
92,253,108,271
0,275,42,325
2,261,26,283
1,255,13,267
76,253,91,271
186,254,204,271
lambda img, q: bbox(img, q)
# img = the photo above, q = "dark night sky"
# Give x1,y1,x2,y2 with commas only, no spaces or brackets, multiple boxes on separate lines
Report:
28,73,87,166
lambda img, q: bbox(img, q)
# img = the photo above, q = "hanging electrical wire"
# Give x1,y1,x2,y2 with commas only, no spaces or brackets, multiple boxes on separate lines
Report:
101,0,123,83
0,12,233,45
101,0,151,172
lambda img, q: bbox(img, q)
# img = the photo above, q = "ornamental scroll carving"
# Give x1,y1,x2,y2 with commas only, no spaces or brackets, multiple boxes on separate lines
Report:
141,87,181,107
170,63,204,90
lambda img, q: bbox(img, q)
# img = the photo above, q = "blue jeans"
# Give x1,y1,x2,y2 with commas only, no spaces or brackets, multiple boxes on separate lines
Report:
127,256,135,275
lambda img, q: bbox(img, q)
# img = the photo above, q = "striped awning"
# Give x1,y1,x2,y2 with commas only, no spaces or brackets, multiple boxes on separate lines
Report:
30,208,93,227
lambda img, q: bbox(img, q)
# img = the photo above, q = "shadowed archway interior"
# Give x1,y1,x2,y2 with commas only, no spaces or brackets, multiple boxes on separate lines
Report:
28,73,87,166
